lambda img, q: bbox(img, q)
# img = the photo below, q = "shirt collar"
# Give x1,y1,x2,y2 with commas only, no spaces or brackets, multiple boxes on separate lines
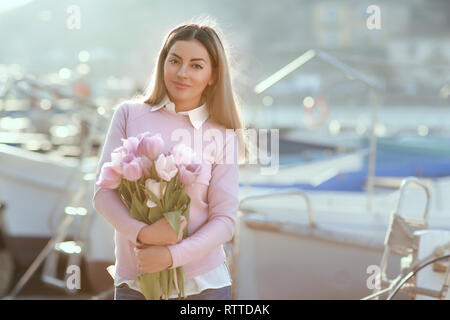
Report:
150,95,209,129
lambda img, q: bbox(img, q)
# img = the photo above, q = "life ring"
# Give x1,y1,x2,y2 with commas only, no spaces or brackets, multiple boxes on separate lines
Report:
303,97,329,128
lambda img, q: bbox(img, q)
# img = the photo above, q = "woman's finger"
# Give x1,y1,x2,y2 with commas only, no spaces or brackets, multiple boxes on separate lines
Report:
134,247,142,257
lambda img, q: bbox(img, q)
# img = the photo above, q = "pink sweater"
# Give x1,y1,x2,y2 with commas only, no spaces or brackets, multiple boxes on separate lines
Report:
92,100,239,281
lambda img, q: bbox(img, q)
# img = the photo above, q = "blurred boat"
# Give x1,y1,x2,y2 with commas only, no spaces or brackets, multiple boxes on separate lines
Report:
363,135,450,157
0,142,115,296
0,75,118,297
232,46,450,298
232,176,450,299
233,125,450,300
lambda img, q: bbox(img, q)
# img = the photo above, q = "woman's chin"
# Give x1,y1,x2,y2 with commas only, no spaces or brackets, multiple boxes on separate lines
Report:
169,90,193,100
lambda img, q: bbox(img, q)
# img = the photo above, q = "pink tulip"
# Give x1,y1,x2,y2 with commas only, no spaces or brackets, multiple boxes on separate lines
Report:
139,156,152,179
137,133,164,160
171,143,195,165
96,162,122,189
121,136,140,156
122,154,143,181
110,146,129,174
178,163,202,185
136,131,152,141
155,154,178,182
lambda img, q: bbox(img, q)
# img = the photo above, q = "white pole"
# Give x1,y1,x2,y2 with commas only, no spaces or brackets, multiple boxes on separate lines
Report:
366,89,379,214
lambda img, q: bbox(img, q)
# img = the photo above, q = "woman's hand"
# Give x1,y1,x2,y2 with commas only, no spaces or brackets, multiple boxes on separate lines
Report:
137,215,187,246
134,245,173,274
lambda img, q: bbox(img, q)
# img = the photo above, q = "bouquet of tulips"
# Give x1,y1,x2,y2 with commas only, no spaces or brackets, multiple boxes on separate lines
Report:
96,131,203,299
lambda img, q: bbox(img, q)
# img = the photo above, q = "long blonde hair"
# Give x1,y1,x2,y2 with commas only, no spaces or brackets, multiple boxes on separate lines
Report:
135,18,248,163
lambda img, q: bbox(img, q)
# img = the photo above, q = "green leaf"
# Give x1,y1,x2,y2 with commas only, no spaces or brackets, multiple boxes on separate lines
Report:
163,179,174,210
176,267,184,299
162,210,182,236
138,272,161,300
173,267,179,296
182,200,191,239
168,269,173,299
151,162,159,180
119,180,135,209
136,196,150,224
175,174,181,190
167,189,182,210
178,267,186,298
169,176,176,194
132,192,151,224
175,191,188,209
118,191,130,210
160,269,169,300
118,182,130,205
148,205,162,224
160,181,165,211
130,193,146,223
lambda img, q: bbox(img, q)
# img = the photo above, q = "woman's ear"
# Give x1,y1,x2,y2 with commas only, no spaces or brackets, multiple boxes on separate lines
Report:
208,75,216,86
208,71,217,86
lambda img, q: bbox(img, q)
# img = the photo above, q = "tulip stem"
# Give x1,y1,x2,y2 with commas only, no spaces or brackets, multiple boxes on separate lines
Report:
134,180,142,202
125,180,133,203
173,268,179,295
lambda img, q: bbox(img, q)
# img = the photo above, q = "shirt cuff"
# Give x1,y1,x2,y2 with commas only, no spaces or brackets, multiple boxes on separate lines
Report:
130,221,148,246
166,243,180,269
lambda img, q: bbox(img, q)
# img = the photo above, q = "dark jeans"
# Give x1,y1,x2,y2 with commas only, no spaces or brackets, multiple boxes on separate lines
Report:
114,283,232,300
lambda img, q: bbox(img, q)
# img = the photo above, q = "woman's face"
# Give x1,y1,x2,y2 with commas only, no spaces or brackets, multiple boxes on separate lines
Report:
164,39,214,111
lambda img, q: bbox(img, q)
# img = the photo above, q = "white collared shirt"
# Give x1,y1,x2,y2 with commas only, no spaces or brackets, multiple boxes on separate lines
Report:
150,95,210,130
109,260,232,299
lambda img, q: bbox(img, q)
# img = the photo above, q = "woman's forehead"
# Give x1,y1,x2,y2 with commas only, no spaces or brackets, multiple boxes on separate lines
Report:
168,40,211,63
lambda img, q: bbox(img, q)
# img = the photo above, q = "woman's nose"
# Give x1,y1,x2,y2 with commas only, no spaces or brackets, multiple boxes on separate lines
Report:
177,64,188,78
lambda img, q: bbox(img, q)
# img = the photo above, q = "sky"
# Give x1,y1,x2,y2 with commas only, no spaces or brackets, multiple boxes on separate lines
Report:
0,0,34,14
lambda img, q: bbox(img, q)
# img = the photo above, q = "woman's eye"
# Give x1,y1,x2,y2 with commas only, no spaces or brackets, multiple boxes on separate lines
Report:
169,59,202,69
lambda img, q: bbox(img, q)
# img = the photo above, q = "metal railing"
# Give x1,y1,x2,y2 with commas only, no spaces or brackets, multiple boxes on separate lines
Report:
239,190,316,228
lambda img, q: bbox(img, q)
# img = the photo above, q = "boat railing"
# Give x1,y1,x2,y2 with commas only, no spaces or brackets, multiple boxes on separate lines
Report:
372,176,433,299
239,190,316,229
230,190,315,299
394,177,431,223
362,233,450,300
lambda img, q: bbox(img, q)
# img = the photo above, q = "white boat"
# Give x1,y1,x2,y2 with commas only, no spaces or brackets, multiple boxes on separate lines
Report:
0,143,115,295
230,48,450,299
231,176,450,299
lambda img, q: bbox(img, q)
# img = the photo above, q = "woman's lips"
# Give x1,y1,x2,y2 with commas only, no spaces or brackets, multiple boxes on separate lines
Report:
173,81,191,89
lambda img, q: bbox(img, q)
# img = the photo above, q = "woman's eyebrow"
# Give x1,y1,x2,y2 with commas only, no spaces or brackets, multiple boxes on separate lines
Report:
169,53,206,62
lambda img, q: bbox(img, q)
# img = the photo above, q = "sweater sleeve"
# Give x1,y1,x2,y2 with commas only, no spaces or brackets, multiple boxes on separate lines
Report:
166,130,239,269
92,102,147,245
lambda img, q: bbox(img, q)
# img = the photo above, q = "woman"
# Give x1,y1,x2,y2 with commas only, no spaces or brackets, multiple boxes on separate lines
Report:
92,20,246,300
